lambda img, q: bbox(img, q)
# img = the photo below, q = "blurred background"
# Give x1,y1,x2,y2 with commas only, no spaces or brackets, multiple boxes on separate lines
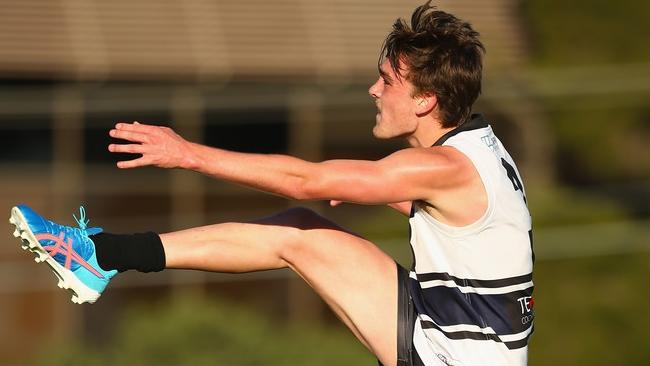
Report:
0,0,648,365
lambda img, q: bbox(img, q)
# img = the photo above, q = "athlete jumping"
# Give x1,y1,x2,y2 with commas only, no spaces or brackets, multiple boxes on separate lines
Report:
9,2,534,365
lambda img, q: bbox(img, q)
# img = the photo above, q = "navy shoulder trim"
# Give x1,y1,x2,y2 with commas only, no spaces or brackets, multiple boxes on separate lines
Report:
433,114,489,147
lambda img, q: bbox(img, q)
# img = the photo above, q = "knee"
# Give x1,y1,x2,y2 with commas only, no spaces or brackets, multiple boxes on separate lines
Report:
274,207,334,263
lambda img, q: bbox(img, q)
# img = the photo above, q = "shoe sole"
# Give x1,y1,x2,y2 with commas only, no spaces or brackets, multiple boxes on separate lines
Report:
9,206,101,304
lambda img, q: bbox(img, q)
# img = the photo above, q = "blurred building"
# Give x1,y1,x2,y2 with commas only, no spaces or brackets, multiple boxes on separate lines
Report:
0,0,547,363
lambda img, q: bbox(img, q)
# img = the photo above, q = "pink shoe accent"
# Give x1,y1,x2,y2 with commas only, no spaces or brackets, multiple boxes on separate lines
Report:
35,232,105,279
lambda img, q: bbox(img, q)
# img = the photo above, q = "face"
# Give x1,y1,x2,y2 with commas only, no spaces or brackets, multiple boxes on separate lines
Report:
368,60,419,139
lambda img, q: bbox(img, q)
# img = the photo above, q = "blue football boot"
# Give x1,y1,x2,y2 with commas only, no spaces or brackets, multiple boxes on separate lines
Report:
9,205,117,304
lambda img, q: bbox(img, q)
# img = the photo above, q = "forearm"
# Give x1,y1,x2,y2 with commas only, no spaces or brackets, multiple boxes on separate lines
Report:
187,142,316,200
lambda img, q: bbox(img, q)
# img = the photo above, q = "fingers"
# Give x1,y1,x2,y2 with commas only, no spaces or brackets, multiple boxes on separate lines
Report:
117,156,150,169
108,143,145,154
110,121,176,170
114,121,158,133
109,128,150,143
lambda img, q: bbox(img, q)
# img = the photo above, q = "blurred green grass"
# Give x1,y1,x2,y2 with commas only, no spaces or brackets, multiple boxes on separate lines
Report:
530,252,650,366
31,296,373,366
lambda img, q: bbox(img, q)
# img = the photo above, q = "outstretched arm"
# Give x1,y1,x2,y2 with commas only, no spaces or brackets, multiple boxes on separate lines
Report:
108,122,474,205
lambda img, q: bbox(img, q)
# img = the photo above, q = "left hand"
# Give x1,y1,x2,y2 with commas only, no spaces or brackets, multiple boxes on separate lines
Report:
108,122,197,169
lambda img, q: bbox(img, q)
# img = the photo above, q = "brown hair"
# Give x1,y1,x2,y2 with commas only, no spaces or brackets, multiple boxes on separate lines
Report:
380,1,485,127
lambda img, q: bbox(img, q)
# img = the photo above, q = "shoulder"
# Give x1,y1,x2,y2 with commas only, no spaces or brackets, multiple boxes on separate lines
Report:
385,145,470,165
381,146,478,189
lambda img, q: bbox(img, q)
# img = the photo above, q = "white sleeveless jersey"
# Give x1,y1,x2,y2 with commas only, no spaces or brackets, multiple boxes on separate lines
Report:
409,114,534,366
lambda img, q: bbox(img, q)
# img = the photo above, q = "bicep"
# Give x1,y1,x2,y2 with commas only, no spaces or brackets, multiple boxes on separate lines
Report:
306,147,470,204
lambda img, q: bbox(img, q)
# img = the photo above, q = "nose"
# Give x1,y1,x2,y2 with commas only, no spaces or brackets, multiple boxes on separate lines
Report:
369,78,382,99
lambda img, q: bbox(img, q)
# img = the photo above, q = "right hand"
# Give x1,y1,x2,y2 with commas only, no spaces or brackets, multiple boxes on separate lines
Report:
108,122,198,170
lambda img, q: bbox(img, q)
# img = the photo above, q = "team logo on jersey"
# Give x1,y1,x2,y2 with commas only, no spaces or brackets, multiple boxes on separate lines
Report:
481,134,498,152
517,296,535,325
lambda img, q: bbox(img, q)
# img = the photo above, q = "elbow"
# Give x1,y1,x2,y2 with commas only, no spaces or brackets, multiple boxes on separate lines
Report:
285,186,309,201
286,175,323,201
288,192,310,201
284,162,329,201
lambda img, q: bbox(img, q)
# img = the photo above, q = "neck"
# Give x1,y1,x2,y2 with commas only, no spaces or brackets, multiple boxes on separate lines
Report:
406,118,455,148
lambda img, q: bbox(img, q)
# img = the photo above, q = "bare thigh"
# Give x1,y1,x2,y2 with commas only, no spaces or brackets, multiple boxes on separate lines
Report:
254,208,398,365
162,207,399,365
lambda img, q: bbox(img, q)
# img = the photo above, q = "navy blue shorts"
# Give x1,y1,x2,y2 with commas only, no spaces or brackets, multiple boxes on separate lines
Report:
379,263,425,366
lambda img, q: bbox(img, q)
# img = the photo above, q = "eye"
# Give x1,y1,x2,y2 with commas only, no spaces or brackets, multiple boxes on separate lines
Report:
382,77,391,86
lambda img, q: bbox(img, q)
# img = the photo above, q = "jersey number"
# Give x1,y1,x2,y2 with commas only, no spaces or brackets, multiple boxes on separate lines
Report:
502,158,534,261
501,158,526,204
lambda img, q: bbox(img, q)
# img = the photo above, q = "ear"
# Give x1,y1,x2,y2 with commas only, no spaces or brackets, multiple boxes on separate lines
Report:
414,93,437,116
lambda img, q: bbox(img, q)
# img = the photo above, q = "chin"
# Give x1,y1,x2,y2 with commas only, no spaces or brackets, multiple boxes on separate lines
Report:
372,130,393,140
372,126,387,139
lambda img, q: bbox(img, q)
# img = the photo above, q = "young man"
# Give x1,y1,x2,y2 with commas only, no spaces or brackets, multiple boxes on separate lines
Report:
9,2,534,365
